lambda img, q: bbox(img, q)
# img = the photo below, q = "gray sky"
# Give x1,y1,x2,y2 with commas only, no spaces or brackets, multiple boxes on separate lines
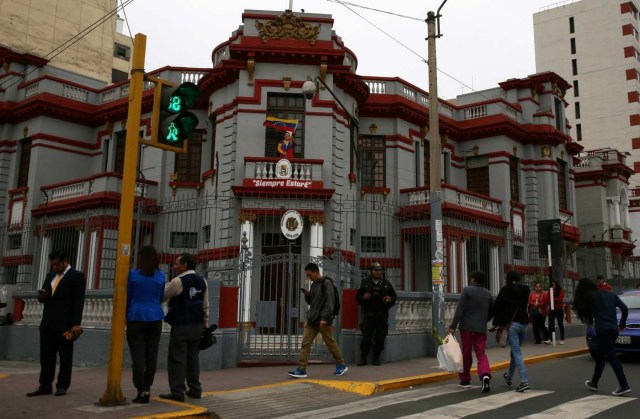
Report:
121,0,562,100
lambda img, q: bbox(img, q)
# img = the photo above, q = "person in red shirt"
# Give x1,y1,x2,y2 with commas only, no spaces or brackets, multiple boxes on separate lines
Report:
546,279,565,344
528,283,550,344
596,275,613,291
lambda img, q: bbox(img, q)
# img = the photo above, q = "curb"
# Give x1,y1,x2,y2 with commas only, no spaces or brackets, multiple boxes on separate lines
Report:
314,347,590,396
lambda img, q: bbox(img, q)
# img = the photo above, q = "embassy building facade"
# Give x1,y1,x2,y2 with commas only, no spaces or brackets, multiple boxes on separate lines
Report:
0,9,634,366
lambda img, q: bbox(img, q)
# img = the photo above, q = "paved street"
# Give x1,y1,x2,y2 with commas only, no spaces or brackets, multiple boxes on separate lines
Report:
286,353,640,418
2,336,634,418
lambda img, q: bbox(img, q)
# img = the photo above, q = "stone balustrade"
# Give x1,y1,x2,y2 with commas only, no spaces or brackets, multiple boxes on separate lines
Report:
41,172,158,203
400,185,502,216
243,157,323,182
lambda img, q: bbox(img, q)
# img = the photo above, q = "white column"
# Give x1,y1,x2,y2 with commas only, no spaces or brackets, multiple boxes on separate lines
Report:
38,235,51,289
75,228,85,270
86,229,98,290
238,214,255,323
460,238,468,290
623,203,630,228
491,245,500,293
613,198,621,226
449,239,458,293
309,215,324,275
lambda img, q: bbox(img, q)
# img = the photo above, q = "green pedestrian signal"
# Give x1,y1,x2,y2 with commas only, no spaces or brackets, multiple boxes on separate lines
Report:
146,78,201,153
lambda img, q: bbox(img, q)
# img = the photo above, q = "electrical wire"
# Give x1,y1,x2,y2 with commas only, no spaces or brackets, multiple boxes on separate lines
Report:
1,0,136,91
328,0,531,121
119,0,135,44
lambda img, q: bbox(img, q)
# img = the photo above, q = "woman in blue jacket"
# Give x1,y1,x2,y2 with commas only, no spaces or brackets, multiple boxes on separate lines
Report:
126,245,166,403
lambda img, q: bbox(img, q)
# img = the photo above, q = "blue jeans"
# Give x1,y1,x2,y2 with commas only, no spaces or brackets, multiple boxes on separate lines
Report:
507,322,528,384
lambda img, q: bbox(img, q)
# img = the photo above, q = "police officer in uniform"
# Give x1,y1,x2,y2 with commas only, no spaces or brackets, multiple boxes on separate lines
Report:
356,262,397,366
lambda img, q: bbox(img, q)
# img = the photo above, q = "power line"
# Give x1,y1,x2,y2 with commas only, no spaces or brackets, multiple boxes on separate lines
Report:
328,0,530,120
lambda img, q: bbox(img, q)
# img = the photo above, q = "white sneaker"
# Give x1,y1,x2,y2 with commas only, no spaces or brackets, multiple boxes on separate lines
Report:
543,340,551,344
560,340,565,345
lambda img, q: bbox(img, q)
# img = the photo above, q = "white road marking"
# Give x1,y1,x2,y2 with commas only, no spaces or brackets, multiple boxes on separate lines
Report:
520,394,635,419
273,384,470,418
395,390,552,418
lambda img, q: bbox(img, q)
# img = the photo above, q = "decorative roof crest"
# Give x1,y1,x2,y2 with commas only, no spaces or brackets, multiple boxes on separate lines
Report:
255,10,320,45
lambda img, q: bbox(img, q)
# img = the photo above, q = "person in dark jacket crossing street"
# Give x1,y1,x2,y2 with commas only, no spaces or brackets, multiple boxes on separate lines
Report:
492,270,531,393
574,278,631,396
356,262,397,366
160,253,209,402
287,263,347,378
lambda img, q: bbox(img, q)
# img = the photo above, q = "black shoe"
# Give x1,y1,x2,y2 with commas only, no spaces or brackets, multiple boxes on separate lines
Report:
26,387,52,397
372,357,381,366
54,388,67,396
185,390,201,399
159,392,184,402
481,376,491,393
357,359,367,366
132,391,150,403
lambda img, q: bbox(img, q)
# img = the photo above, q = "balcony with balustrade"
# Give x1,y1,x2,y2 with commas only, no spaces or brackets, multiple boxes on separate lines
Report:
398,183,503,222
231,157,335,199
32,172,159,216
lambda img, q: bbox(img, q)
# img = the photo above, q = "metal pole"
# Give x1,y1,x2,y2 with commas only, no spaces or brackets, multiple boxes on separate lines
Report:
427,10,446,340
98,33,146,406
311,76,361,285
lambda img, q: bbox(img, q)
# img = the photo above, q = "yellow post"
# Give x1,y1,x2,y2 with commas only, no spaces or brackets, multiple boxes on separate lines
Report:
98,33,146,406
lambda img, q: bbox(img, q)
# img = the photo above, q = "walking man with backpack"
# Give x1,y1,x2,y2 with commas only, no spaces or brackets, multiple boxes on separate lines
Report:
356,262,397,366
287,263,348,378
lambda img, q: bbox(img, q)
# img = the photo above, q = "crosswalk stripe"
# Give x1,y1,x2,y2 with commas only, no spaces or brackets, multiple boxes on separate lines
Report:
395,390,552,418
272,384,468,418
520,394,635,419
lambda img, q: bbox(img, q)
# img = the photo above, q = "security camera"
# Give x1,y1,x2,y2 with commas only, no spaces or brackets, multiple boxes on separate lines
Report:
302,80,317,100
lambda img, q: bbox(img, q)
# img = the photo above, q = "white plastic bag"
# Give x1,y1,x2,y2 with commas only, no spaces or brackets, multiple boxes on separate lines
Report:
437,333,463,372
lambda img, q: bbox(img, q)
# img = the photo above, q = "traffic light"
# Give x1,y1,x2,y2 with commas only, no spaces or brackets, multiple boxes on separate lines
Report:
146,77,201,153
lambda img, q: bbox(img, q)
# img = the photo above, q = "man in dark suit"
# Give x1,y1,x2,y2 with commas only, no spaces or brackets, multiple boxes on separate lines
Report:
27,249,86,397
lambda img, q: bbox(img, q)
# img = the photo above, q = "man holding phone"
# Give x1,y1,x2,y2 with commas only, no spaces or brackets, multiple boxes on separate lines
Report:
26,250,86,397
287,263,347,378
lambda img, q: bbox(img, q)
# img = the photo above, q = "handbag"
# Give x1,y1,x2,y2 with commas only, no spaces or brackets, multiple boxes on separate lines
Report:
199,324,218,350
436,333,464,372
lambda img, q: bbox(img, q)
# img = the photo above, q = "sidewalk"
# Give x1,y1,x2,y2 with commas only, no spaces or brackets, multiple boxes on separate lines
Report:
0,337,588,419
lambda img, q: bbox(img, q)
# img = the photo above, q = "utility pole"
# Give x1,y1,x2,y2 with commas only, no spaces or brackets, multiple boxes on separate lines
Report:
98,33,146,406
427,1,448,341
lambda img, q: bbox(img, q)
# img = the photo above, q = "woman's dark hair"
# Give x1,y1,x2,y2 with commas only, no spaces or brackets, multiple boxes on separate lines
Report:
138,245,159,276
550,279,562,292
574,278,597,323
506,270,520,284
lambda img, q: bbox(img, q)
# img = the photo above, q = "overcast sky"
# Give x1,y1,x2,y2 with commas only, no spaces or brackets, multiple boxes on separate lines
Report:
121,0,563,100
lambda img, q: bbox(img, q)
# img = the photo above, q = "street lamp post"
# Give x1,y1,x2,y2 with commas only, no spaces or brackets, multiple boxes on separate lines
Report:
302,77,362,285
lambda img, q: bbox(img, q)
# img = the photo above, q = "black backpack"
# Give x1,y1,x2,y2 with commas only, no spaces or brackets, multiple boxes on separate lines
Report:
322,277,341,316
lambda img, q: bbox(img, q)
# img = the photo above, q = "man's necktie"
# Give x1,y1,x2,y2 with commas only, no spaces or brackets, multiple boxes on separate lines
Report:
52,274,62,295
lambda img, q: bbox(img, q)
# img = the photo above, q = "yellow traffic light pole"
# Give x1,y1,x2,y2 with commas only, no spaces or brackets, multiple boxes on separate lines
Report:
98,33,146,406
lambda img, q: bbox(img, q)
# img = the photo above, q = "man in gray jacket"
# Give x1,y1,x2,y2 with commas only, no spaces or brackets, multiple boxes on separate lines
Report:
287,263,348,378
448,270,494,393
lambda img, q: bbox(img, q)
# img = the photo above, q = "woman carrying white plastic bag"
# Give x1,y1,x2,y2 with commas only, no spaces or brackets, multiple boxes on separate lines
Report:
437,333,463,372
